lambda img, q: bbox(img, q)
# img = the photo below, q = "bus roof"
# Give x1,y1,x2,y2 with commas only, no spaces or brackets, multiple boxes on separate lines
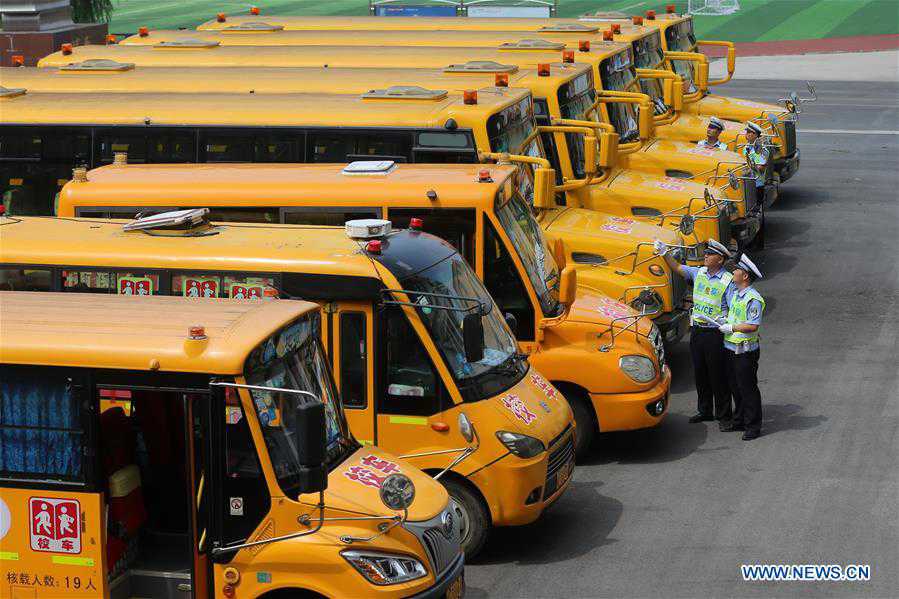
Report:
56,162,513,214
36,41,626,70
1,62,588,97
0,290,318,374
195,14,656,33
0,87,523,127
115,26,652,49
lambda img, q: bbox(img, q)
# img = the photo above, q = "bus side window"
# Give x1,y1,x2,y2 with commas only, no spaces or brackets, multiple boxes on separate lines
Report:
339,312,368,409
283,209,379,227
387,208,476,264
0,267,51,291
0,366,90,484
61,270,161,296
205,207,278,223
308,132,412,163
483,221,536,341
381,308,448,417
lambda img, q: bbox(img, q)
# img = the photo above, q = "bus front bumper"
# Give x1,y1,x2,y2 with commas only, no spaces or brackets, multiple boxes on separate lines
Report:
590,366,671,432
407,553,465,599
655,309,690,345
774,148,800,183
469,429,575,528
731,213,762,247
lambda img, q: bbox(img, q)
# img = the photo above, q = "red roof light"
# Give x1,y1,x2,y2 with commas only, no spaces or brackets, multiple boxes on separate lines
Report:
463,89,478,105
562,50,575,63
578,40,590,52
61,43,73,55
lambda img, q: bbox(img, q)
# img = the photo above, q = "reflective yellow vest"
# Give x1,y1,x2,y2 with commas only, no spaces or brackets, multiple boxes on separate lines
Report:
691,267,732,326
725,287,765,346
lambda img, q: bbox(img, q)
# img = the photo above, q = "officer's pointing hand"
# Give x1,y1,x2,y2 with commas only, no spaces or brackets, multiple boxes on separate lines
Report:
653,239,668,255
718,323,734,335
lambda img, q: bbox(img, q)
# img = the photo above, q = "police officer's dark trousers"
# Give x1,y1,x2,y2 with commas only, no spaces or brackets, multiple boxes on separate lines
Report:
726,348,762,433
690,327,732,420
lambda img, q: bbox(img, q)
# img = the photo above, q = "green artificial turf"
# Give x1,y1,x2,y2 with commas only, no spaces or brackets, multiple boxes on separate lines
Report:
106,0,899,41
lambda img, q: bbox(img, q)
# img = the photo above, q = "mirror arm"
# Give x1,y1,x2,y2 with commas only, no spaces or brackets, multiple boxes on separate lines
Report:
478,151,550,170
339,510,407,545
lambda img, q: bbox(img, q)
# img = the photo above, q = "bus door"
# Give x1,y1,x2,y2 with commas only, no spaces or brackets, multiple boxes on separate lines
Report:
376,305,459,459
331,302,375,446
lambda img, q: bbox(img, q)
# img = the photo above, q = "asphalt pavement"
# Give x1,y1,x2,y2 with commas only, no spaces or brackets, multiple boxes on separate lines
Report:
464,79,899,597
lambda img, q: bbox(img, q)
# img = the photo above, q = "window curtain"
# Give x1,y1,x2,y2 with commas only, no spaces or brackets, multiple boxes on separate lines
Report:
0,367,83,480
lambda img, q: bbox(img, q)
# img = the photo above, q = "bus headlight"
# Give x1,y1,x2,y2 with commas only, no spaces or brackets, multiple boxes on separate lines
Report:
619,355,656,383
341,551,427,585
728,172,739,190
685,243,705,262
679,214,695,235
496,431,545,458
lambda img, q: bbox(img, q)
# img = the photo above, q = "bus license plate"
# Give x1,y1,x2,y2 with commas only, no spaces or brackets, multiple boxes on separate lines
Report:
446,572,465,599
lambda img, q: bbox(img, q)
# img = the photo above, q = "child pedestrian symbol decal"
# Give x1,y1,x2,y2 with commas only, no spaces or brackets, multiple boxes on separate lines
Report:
29,497,81,554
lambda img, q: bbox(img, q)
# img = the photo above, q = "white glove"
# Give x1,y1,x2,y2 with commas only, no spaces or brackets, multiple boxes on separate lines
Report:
653,239,668,255
718,324,734,335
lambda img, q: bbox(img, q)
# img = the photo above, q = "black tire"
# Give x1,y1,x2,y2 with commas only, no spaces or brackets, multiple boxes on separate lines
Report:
570,394,596,459
442,477,490,560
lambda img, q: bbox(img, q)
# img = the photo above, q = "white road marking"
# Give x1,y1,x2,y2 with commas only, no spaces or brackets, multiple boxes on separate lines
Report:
800,129,899,135
618,2,646,11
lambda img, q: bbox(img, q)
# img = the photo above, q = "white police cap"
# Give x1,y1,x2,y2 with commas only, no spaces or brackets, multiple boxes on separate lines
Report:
708,116,725,131
704,238,732,258
745,121,763,135
735,253,763,279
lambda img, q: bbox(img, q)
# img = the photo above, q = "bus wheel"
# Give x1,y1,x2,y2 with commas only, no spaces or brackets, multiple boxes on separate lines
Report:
570,395,596,459
442,478,490,560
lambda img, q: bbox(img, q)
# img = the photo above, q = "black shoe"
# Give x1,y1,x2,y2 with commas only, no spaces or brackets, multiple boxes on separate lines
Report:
688,413,715,424
718,421,736,432
742,430,760,441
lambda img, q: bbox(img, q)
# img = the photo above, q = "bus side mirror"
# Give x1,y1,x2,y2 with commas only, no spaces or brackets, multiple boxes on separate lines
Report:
559,266,577,308
463,312,485,364
697,61,709,91
532,167,556,210
672,79,684,111
598,131,618,168
583,134,597,175
639,103,653,140
292,397,329,495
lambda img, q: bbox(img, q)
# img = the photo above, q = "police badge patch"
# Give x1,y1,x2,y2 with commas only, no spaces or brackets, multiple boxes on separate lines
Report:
748,302,761,320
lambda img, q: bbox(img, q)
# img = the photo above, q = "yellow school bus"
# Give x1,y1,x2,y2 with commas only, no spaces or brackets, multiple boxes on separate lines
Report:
614,9,802,183
0,204,580,560
28,38,759,248
185,14,791,173
0,79,696,343
34,45,739,258
50,161,671,456
0,291,465,598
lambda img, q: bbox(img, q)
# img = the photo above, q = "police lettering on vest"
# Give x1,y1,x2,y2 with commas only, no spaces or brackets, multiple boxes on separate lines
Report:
691,267,733,326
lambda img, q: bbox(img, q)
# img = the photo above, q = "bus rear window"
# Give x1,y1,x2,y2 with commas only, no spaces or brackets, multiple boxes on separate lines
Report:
0,366,88,484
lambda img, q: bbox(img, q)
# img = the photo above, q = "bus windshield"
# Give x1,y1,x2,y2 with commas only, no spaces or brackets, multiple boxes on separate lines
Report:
599,54,641,144
632,33,670,115
244,311,356,496
495,185,561,317
665,20,699,93
400,253,525,401
486,96,547,204
557,72,597,178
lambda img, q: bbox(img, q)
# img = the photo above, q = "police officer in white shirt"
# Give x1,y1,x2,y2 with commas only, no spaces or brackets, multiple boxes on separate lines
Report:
697,117,728,151
655,238,736,429
719,253,766,440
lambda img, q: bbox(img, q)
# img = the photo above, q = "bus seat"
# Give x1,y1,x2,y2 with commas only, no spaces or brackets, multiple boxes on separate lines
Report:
108,464,148,537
